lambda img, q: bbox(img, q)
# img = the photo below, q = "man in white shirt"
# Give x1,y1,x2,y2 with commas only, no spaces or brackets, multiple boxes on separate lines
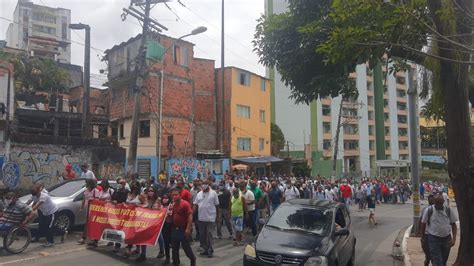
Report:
80,164,96,180
240,182,257,236
31,183,58,247
284,182,300,201
193,179,219,258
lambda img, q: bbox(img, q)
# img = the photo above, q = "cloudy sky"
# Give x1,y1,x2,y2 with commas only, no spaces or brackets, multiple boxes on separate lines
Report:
0,0,266,87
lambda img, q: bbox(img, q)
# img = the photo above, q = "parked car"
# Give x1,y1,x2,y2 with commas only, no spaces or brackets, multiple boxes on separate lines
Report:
19,178,117,232
244,199,356,266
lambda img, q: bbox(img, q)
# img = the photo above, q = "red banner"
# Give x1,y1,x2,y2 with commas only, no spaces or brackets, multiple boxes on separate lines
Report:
86,199,166,245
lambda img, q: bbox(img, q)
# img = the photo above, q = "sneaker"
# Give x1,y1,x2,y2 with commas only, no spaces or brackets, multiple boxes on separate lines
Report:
42,242,54,248
157,252,165,259
77,239,86,245
207,252,213,258
135,255,147,262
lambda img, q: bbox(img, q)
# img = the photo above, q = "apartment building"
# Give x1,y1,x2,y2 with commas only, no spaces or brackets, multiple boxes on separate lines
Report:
6,0,71,63
216,67,271,158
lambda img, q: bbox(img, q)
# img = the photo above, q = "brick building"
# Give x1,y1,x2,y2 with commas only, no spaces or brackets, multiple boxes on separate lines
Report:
104,33,217,178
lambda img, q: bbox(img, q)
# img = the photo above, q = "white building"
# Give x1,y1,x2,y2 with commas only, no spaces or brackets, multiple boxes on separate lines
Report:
264,0,416,177
6,0,71,63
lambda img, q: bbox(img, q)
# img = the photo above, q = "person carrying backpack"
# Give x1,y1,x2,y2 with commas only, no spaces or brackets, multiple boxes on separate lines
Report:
283,181,300,201
420,193,457,266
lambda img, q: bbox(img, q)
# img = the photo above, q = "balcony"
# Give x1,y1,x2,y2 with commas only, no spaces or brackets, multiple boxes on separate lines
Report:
399,149,409,154
323,133,332,140
397,96,407,103
322,116,332,122
344,150,360,156
397,109,408,115
398,123,408,128
323,149,332,157
399,135,409,141
321,98,331,105
343,133,359,141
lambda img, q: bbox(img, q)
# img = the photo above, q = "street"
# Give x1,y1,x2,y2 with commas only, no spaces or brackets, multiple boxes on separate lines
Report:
0,202,415,266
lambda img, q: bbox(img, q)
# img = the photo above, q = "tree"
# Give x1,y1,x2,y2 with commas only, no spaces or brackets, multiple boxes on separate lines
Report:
271,123,285,156
254,1,473,264
0,51,70,92
293,163,312,177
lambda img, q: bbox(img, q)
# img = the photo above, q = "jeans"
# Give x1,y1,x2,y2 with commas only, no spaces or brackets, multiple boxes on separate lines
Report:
36,210,56,244
270,203,280,214
428,234,451,266
198,221,214,254
0,223,14,232
171,227,196,266
216,208,233,237
247,210,257,236
193,210,200,240
421,234,430,266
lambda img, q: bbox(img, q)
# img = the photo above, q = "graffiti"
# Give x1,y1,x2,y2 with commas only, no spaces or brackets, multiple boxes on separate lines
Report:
2,162,20,189
0,150,122,190
167,158,230,181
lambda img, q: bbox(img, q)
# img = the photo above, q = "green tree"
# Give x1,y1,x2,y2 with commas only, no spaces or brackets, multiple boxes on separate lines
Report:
292,163,312,177
0,51,69,92
254,1,473,263
271,123,285,156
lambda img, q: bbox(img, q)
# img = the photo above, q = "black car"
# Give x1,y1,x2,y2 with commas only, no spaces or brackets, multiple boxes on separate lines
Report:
243,199,356,266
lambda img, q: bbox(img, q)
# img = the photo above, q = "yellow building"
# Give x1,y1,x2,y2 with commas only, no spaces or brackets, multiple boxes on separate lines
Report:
217,67,271,158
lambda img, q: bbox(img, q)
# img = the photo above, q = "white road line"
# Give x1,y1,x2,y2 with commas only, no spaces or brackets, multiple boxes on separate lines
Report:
0,246,87,265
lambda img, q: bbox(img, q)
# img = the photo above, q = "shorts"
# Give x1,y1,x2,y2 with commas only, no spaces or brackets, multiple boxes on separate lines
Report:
369,208,375,214
232,216,243,232
0,223,14,232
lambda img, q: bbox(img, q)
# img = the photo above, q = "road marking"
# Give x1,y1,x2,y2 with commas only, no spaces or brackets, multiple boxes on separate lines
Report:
0,246,87,265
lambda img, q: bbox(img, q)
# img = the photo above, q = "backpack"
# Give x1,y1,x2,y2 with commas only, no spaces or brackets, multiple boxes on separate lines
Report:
426,205,451,225
284,186,300,198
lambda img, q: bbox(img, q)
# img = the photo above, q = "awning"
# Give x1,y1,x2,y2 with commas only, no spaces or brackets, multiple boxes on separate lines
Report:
376,160,410,168
233,156,283,164
232,164,248,170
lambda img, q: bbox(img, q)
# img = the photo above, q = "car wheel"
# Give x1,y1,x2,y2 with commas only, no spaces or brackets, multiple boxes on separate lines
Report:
54,211,73,233
347,246,355,266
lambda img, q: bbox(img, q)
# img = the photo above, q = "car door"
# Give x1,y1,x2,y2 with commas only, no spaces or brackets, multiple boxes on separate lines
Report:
341,207,354,264
73,190,87,225
333,207,350,265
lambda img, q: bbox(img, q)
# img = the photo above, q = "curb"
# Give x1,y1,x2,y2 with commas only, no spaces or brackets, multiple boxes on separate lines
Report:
402,225,413,266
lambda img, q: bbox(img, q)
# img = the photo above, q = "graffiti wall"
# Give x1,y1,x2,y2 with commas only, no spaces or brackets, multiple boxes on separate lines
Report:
0,143,125,190
167,158,230,181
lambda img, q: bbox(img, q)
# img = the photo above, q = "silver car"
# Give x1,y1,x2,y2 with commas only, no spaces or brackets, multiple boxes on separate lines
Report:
19,178,117,232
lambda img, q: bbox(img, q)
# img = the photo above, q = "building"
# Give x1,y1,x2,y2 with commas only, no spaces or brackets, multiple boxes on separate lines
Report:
216,67,272,158
104,33,218,178
265,0,416,177
6,0,71,63
0,60,15,142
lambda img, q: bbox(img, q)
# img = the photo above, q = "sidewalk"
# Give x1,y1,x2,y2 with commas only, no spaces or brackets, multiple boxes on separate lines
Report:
403,201,459,266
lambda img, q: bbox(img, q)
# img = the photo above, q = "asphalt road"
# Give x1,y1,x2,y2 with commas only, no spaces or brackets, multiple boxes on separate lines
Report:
0,202,416,266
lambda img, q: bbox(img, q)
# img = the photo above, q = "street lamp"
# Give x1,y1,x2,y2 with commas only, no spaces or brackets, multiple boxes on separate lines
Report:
156,26,207,173
69,23,91,138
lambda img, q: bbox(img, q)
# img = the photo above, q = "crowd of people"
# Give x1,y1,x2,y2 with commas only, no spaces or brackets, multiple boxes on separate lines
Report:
0,164,454,265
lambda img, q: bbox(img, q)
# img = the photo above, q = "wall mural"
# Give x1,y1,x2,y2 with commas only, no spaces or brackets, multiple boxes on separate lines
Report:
167,158,230,181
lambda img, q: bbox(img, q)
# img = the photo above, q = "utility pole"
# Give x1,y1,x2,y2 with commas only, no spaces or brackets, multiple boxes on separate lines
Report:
84,26,91,138
220,0,225,152
127,0,152,174
407,67,421,235
332,100,343,183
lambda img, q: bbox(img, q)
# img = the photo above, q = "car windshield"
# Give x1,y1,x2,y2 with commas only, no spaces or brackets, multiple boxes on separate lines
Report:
49,180,86,197
266,205,332,236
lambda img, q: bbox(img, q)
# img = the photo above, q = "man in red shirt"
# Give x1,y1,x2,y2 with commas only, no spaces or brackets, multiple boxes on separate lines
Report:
63,164,76,180
171,188,196,266
340,181,352,206
177,180,192,204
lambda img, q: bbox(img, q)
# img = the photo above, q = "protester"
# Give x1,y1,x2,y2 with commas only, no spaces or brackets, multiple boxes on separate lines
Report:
216,180,233,240
248,180,263,226
193,179,219,258
160,194,173,264
80,179,100,246
340,181,352,206
258,181,270,221
268,181,283,214
63,164,76,180
170,188,196,266
240,181,257,236
421,193,457,266
367,189,377,227
231,187,247,246
0,192,36,231
80,164,96,180
31,183,58,247
420,194,435,266
190,178,202,242
284,181,300,201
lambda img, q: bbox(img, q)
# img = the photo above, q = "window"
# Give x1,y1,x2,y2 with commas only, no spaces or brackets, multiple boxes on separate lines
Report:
385,126,390,135
367,81,372,91
344,141,358,150
399,141,409,150
237,105,251,118
368,125,375,135
323,122,331,133
111,126,118,138
119,124,125,139
367,96,374,106
173,45,189,67
384,113,390,121
139,120,150,137
32,24,56,35
61,16,67,40
322,105,331,116
259,138,265,151
260,78,266,92
396,76,406,85
398,128,408,136
368,111,374,120
397,90,406,98
398,103,407,110
137,159,151,179
398,115,408,124
237,138,251,151
369,141,375,150
383,85,388,93
238,71,250,86
384,99,389,107
259,110,266,123
344,125,358,134
385,141,391,149
323,141,332,150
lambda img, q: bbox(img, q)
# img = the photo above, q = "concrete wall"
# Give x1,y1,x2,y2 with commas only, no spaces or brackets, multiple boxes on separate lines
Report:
0,142,125,190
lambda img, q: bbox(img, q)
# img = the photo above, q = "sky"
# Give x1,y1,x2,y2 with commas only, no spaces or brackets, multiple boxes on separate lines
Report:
0,0,266,87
